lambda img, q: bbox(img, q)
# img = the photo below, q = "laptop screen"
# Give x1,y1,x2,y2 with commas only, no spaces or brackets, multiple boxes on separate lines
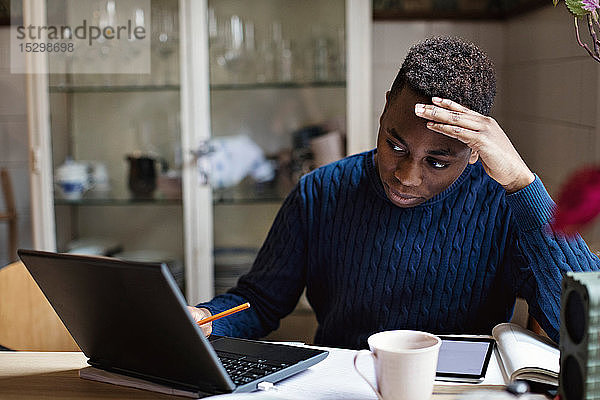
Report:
18,249,234,394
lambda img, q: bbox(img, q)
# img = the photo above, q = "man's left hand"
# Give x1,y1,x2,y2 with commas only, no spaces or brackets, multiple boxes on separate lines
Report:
415,97,535,193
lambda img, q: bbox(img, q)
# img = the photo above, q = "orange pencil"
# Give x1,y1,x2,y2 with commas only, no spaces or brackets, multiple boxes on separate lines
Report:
197,302,250,326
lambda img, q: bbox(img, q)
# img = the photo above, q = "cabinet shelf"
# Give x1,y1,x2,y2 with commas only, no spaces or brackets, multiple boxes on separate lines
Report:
48,81,345,93
212,178,291,205
48,84,180,93
210,81,346,91
213,194,284,205
54,197,183,206
53,191,286,206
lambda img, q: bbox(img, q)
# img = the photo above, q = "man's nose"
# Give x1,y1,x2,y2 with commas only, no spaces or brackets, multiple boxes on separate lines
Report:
393,159,422,187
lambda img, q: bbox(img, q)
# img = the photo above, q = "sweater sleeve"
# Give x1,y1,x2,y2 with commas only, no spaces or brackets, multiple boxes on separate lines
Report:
505,175,600,343
196,184,308,338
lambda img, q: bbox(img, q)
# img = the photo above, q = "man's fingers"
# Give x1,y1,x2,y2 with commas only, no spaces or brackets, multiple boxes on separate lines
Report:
415,103,481,131
187,305,203,322
187,306,213,337
432,97,482,116
199,324,212,337
425,121,479,144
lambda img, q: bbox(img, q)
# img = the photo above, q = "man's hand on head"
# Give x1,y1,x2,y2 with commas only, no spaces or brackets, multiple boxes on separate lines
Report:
187,306,213,337
414,97,535,193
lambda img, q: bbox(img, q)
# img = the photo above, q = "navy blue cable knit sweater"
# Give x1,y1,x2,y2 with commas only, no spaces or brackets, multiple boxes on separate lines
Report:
199,150,600,349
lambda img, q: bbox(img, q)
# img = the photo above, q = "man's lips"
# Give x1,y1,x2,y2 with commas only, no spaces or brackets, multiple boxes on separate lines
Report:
387,185,422,200
383,184,425,206
390,190,419,199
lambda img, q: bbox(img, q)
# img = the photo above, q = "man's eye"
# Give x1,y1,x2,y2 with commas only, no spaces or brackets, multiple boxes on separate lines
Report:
386,139,405,153
429,159,449,169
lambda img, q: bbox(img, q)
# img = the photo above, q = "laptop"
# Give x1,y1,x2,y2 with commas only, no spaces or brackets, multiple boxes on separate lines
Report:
17,249,328,397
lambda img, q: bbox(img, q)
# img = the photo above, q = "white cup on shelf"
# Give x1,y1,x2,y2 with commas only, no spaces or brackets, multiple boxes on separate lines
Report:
54,159,91,200
88,162,111,196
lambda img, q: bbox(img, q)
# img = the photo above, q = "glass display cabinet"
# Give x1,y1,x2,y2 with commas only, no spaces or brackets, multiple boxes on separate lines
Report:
24,0,372,326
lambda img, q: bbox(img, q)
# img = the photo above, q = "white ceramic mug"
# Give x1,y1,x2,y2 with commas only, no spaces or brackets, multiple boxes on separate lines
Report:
353,330,442,400
54,160,91,200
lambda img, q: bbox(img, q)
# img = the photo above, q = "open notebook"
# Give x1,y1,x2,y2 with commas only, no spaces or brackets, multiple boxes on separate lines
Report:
492,323,559,386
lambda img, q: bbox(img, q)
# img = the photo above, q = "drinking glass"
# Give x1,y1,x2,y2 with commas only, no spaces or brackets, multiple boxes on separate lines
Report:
152,1,179,85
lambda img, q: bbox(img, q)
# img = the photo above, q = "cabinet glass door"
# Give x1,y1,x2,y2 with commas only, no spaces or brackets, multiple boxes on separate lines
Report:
206,0,346,340
46,0,186,291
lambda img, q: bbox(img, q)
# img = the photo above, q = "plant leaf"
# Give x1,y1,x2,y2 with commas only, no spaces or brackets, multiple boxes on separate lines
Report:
565,0,591,16
553,0,560,5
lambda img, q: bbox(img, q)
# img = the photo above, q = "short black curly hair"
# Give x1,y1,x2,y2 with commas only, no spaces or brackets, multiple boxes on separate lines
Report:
389,36,496,115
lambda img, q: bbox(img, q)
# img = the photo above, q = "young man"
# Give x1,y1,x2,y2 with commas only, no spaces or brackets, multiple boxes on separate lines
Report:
189,37,600,349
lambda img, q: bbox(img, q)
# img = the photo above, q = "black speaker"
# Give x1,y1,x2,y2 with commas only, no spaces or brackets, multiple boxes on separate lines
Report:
559,271,600,400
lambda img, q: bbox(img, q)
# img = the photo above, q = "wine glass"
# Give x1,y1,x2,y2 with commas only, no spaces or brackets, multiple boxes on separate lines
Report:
152,1,179,85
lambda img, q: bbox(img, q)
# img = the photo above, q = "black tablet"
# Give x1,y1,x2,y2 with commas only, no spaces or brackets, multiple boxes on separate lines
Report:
435,336,495,383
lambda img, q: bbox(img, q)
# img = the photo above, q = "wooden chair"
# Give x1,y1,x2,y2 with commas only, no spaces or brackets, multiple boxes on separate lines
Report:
0,261,79,351
512,297,549,338
0,169,17,263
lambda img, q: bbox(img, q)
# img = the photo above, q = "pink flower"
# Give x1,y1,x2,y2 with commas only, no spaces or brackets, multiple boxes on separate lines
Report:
551,166,600,236
582,0,600,12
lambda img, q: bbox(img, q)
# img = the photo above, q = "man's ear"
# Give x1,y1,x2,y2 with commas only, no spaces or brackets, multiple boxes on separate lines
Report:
468,149,479,164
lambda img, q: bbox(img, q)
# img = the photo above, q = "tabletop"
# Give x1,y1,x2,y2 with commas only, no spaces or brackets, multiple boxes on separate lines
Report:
0,352,180,399
0,351,543,400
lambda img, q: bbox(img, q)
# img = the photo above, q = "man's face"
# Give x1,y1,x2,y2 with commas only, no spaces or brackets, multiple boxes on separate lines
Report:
375,88,474,208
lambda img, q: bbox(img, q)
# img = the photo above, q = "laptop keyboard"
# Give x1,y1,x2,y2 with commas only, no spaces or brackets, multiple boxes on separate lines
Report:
217,351,290,386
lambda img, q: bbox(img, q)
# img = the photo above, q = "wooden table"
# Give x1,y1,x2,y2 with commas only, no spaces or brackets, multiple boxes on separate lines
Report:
0,351,465,399
0,352,177,399
0,351,548,399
